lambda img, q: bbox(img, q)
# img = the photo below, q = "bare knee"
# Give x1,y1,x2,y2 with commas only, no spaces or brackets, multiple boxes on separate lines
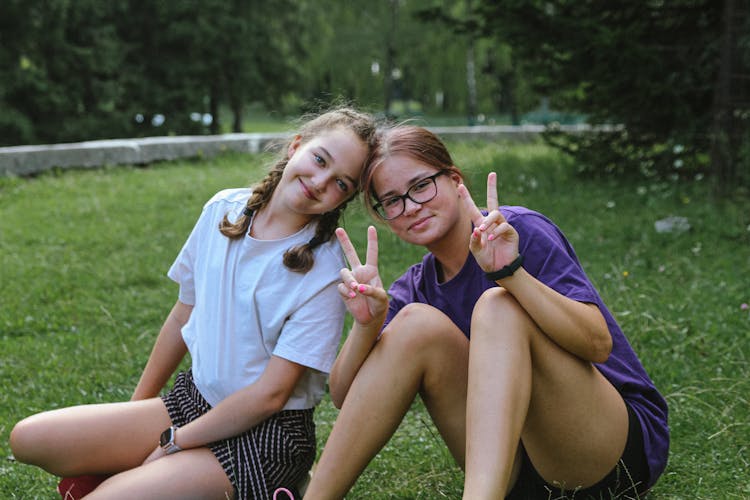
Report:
471,287,534,342
474,287,516,314
9,415,44,465
381,303,463,352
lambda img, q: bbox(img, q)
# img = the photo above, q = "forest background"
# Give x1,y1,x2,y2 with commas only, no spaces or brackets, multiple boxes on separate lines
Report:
1,0,748,193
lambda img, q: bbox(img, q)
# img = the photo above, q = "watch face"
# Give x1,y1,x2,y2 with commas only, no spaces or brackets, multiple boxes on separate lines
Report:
160,427,173,447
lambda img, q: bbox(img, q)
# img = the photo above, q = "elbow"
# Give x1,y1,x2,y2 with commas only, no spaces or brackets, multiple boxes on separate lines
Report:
328,380,347,410
588,329,612,364
331,394,344,410
259,388,292,416
270,391,292,414
582,306,611,363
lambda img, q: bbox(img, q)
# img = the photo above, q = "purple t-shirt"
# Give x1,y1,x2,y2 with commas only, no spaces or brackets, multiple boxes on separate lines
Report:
385,206,669,487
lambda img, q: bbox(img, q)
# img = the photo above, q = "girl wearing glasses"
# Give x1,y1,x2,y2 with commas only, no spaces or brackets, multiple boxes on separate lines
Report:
303,125,668,499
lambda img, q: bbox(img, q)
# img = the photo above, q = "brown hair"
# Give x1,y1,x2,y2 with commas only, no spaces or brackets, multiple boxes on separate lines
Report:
363,125,464,218
219,107,376,272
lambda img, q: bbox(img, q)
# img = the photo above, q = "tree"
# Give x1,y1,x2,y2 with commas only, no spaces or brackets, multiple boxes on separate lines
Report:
0,0,126,145
414,1,536,123
471,0,749,190
710,0,750,191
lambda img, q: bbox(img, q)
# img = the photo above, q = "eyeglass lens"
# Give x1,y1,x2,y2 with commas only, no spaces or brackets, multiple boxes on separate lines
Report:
378,174,439,219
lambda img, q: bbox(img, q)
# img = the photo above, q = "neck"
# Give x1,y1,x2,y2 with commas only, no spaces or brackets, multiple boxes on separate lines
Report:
250,202,312,240
426,217,473,283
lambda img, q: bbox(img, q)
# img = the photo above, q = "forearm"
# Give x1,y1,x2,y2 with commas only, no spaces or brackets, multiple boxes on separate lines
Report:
132,300,191,400
174,356,306,448
329,320,383,408
498,268,611,362
175,384,281,447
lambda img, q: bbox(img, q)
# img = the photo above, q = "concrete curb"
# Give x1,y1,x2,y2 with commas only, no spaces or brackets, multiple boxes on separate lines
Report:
0,125,595,177
0,133,287,177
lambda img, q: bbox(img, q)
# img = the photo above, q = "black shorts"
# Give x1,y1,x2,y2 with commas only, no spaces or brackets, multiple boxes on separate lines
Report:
161,371,316,500
506,403,650,499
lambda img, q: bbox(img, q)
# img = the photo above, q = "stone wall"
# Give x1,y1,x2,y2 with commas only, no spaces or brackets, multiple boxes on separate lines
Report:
0,125,592,177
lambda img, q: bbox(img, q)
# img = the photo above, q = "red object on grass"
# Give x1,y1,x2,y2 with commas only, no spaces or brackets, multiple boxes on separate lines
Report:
57,474,110,499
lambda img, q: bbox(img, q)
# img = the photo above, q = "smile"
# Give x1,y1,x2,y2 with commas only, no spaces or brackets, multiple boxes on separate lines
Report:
299,179,319,201
408,215,433,231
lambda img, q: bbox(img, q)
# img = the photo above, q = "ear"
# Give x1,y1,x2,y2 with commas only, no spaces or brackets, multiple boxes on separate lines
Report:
448,169,463,186
287,134,303,158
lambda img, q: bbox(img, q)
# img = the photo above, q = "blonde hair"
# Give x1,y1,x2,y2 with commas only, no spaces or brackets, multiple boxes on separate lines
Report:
219,107,376,272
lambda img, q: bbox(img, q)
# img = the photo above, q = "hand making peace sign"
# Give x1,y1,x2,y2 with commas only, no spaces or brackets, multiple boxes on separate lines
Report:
457,172,520,274
335,226,389,327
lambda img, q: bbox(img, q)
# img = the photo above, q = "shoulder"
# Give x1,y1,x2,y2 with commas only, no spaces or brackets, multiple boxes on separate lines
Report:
204,188,252,210
311,236,346,273
501,205,558,231
501,205,570,246
196,188,252,224
390,254,429,292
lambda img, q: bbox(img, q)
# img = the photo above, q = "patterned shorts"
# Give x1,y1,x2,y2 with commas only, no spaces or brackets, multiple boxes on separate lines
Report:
161,371,316,500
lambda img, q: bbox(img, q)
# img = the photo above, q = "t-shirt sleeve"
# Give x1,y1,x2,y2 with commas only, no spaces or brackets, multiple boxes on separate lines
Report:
511,211,599,304
167,208,208,306
383,265,419,331
272,280,346,374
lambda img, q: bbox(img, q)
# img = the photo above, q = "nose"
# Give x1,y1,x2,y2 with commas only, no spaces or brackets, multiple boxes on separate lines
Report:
403,196,422,215
309,176,325,194
311,171,335,193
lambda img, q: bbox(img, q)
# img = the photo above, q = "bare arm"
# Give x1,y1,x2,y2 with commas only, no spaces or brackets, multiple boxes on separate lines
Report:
459,173,611,363
328,226,389,408
495,269,610,362
329,319,383,408
174,355,307,448
131,300,191,401
142,354,308,463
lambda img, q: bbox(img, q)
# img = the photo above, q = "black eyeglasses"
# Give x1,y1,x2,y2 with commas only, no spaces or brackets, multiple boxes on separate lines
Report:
373,171,447,220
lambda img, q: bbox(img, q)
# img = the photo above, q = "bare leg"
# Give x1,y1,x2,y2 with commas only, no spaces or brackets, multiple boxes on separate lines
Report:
463,288,629,499
10,398,172,476
304,304,469,499
86,447,233,500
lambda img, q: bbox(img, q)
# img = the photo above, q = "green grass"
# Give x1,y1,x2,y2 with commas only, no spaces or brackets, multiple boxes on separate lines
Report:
1,143,748,499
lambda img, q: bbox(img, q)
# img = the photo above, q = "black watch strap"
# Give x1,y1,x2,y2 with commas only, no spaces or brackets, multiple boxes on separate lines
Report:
484,254,524,281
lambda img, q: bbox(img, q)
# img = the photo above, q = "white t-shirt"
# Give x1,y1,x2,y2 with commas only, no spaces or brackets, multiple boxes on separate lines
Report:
168,188,346,409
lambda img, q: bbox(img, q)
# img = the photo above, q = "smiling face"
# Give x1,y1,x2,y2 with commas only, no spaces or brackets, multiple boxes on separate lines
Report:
371,154,464,248
278,127,369,217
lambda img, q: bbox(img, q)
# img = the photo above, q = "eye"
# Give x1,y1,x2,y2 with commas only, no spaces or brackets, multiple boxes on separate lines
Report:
313,153,326,166
382,196,401,208
411,178,432,193
336,179,350,192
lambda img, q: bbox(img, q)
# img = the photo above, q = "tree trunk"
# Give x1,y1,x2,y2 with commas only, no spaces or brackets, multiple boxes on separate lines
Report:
209,83,221,135
383,0,398,117
710,0,736,194
466,40,477,125
231,98,243,133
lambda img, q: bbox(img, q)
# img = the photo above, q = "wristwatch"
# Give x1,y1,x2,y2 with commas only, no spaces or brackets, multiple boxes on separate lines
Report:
159,425,182,455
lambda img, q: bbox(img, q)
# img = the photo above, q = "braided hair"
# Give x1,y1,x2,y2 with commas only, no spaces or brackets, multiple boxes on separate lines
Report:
219,107,376,272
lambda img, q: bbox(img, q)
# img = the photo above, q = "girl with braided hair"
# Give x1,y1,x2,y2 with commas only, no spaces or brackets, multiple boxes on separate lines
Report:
10,107,376,499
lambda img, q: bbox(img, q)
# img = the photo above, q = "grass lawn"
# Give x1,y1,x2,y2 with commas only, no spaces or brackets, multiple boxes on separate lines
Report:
1,142,748,499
